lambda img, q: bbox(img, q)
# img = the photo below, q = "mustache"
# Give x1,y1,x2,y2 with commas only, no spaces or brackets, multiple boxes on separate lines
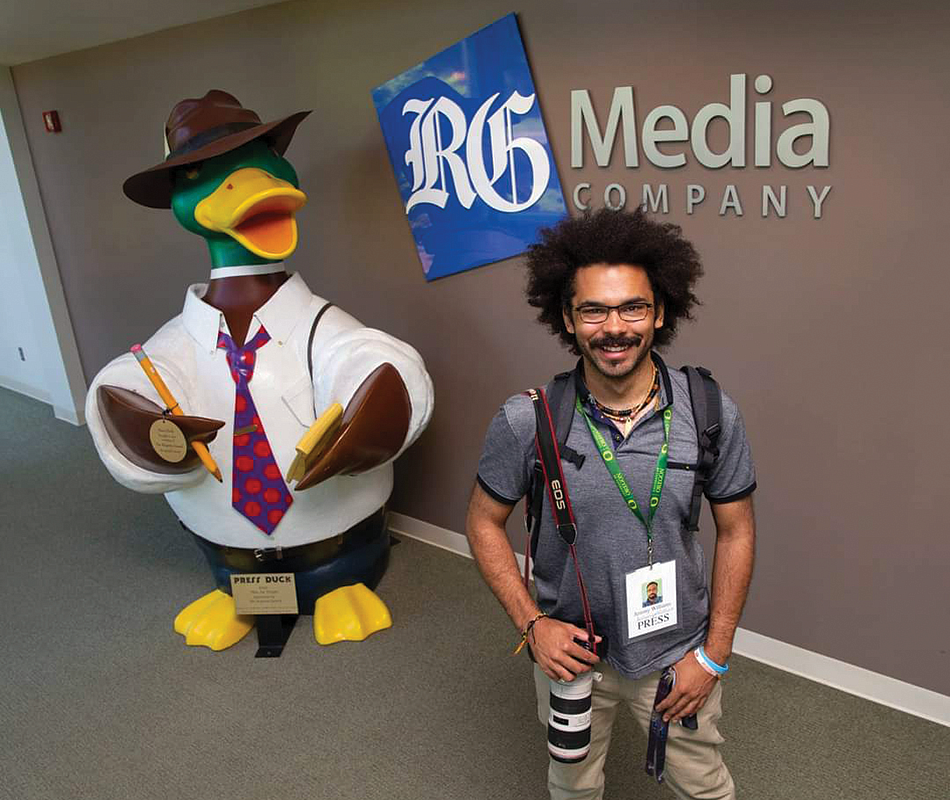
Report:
591,334,643,350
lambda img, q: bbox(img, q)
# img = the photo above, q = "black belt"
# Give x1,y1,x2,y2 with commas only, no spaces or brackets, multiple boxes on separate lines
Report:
181,507,388,572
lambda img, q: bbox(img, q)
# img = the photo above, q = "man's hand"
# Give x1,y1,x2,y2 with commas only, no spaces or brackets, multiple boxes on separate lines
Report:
531,617,601,682
466,483,602,681
654,651,717,723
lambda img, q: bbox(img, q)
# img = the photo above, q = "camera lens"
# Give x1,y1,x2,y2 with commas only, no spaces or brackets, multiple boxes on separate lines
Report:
547,671,593,763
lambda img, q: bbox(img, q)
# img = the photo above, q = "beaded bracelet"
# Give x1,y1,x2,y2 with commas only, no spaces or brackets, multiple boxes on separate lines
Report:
513,611,547,655
694,645,729,677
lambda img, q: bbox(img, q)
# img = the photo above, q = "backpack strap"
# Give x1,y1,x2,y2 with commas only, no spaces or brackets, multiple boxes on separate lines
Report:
681,366,722,532
547,369,585,470
525,460,544,567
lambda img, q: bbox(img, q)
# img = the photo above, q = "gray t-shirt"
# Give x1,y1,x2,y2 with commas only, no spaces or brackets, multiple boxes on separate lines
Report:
477,354,756,679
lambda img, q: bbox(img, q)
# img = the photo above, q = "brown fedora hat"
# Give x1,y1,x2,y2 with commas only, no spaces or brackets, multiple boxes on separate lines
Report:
123,90,311,209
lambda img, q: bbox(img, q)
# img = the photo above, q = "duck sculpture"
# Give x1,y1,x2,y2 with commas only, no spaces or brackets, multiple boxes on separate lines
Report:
86,90,433,651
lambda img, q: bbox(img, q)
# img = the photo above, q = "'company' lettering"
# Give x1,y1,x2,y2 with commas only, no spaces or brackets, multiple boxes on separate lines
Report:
573,181,832,219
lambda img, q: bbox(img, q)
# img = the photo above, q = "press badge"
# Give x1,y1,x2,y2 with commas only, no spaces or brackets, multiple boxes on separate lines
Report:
626,560,677,640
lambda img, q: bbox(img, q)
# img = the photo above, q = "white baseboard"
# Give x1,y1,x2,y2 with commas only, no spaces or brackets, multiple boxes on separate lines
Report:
731,628,950,727
53,402,84,426
0,376,50,405
0,379,84,426
389,510,527,573
388,511,950,728
390,511,475,559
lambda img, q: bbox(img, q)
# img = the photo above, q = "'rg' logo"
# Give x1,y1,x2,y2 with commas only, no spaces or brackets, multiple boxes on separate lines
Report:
402,91,551,214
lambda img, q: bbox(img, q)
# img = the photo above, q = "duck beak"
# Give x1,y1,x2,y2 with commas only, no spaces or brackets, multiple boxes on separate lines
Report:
194,168,308,260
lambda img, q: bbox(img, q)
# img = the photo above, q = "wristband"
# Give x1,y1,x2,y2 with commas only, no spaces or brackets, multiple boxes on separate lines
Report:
513,611,547,655
694,645,729,676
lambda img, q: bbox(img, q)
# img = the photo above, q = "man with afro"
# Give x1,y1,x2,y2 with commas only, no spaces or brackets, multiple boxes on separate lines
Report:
467,208,756,800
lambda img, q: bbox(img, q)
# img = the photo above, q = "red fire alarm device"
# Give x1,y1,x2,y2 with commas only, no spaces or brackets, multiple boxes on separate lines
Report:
42,111,61,132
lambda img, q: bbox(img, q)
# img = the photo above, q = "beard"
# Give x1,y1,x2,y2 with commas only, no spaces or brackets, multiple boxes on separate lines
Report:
577,329,653,381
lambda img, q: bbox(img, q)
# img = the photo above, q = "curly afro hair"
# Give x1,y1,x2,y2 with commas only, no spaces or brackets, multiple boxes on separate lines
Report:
525,208,703,352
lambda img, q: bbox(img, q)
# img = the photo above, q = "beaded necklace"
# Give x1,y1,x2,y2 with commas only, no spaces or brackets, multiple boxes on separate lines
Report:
589,362,659,423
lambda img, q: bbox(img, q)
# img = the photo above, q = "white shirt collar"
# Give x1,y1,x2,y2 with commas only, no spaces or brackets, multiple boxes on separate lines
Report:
182,270,314,353
208,262,287,279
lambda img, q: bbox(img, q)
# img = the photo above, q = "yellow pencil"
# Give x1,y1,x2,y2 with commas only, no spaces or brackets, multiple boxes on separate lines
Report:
131,344,223,482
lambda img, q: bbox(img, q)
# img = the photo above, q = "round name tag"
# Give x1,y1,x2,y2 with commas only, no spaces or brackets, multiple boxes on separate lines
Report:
149,418,188,463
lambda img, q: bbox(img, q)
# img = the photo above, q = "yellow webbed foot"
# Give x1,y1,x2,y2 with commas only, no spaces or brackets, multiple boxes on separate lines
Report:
173,589,254,651
313,583,392,645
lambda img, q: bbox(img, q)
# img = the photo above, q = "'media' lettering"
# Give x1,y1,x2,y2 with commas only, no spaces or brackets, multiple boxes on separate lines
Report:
571,74,829,170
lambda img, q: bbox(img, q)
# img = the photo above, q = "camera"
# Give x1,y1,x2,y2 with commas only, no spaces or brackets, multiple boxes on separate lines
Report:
547,641,594,763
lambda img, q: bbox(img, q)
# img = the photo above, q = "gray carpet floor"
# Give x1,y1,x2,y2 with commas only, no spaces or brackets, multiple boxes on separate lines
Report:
1,386,948,800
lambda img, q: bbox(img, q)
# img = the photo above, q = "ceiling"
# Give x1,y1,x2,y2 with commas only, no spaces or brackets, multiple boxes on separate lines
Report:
0,0,289,65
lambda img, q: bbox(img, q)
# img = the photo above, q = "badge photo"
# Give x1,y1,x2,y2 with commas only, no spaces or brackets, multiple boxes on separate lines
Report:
625,560,678,641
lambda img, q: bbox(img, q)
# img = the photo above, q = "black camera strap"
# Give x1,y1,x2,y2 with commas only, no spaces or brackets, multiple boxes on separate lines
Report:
646,666,699,783
526,387,597,655
646,667,674,782
307,300,335,417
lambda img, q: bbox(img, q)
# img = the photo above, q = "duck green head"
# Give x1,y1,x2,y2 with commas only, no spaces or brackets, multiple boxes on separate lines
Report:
171,139,306,267
122,90,311,268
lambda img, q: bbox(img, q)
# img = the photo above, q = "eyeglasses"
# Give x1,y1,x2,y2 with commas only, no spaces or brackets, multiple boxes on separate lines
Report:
573,302,653,324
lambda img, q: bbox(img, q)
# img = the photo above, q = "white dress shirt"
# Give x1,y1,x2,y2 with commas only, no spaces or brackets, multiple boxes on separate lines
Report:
86,270,433,549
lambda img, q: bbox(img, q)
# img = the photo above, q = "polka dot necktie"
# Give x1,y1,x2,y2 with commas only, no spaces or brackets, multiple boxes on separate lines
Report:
217,327,292,535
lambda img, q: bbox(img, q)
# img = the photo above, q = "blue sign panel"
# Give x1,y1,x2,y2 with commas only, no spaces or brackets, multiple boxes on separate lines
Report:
372,14,568,281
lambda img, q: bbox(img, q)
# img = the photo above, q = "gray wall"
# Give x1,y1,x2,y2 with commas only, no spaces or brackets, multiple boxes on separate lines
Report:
0,67,87,423
0,103,46,396
12,0,950,694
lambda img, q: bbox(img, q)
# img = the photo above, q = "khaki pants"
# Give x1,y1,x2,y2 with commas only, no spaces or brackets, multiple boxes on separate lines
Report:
534,661,735,800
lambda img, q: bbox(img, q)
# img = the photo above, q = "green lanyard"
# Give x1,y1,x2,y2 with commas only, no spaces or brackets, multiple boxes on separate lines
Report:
576,396,672,566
